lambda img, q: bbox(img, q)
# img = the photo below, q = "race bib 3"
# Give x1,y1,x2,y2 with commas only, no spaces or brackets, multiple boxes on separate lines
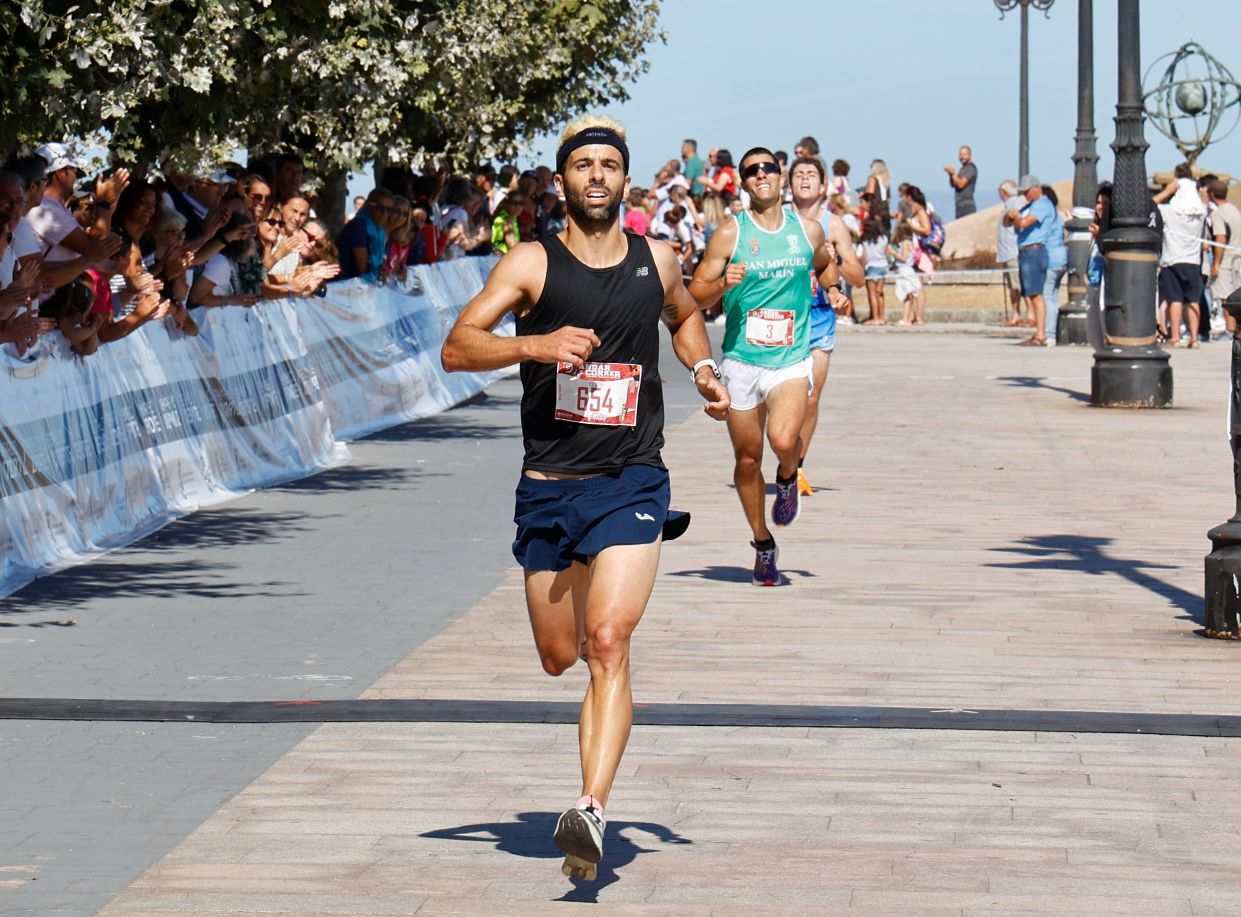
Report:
745,309,795,347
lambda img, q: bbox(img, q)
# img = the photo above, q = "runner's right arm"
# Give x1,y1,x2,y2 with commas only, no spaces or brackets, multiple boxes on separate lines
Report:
441,242,601,373
687,218,744,309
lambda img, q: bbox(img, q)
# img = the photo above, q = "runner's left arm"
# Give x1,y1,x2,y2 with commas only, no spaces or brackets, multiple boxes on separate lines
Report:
651,239,730,420
826,213,865,287
804,218,842,290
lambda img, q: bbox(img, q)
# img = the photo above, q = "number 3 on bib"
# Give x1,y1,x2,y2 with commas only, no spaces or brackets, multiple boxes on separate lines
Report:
554,362,641,427
745,308,795,346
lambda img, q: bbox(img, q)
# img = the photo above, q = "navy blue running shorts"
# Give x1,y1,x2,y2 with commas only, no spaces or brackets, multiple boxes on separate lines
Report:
513,463,671,572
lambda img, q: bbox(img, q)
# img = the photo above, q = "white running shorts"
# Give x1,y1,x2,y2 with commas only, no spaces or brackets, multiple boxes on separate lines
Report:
721,356,814,412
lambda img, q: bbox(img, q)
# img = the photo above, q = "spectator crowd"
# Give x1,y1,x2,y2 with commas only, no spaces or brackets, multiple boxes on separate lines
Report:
609,135,957,327
0,132,953,366
3,129,1228,365
998,160,1240,347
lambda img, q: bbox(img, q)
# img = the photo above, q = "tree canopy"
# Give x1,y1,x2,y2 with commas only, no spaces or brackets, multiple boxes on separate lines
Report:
0,0,662,173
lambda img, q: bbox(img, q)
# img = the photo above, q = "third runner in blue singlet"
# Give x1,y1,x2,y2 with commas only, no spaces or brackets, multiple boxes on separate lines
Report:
788,156,865,497
690,146,841,586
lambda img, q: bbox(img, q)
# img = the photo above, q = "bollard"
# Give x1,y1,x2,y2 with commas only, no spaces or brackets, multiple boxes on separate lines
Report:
1204,290,1241,638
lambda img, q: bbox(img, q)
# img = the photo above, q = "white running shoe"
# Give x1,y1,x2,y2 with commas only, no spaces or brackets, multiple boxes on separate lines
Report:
554,803,605,880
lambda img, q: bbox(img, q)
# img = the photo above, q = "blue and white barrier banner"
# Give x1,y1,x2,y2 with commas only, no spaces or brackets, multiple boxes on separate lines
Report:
0,301,339,596
0,257,503,598
299,256,511,441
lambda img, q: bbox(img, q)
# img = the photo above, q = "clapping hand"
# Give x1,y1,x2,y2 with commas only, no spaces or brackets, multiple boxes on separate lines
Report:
201,207,229,241
86,230,123,262
95,168,131,205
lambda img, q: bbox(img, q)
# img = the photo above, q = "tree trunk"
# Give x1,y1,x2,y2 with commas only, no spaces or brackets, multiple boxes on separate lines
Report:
316,167,348,238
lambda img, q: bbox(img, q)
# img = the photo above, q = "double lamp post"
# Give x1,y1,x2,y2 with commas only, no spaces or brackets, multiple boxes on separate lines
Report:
1001,2,1241,635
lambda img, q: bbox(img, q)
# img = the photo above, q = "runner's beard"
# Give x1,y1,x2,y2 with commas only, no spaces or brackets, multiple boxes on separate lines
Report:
565,183,623,229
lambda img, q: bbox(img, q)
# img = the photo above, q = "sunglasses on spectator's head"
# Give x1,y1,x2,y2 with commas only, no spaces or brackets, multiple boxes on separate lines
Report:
741,161,781,180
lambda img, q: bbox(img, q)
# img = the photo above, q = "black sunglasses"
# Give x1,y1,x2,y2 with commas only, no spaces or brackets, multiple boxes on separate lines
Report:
742,161,781,180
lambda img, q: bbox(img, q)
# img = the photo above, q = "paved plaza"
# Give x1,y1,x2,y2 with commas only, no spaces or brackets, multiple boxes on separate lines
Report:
6,324,1241,914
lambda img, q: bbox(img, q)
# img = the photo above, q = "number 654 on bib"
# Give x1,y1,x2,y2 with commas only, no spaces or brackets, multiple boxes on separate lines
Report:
554,361,641,427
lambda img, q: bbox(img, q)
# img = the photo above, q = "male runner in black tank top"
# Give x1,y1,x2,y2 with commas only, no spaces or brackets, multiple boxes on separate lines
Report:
441,115,729,881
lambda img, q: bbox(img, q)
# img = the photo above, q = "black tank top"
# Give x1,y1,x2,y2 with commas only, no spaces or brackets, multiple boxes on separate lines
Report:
517,232,666,474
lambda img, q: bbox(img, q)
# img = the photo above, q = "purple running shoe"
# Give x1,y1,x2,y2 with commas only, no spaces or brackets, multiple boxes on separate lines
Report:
771,476,801,527
751,541,780,586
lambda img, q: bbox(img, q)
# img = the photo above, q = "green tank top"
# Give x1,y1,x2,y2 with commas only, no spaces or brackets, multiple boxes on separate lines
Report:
721,207,814,367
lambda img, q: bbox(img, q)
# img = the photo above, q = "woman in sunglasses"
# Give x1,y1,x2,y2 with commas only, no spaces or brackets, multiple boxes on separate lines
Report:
256,204,340,296
689,147,841,587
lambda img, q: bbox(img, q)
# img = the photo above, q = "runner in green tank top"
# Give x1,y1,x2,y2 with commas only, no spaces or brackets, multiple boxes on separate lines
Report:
719,206,814,367
690,146,841,587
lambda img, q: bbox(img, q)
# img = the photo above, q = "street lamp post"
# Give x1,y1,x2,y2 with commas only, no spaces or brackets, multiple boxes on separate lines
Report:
995,0,1055,178
1090,0,1172,407
1204,291,1241,639
1057,0,1098,346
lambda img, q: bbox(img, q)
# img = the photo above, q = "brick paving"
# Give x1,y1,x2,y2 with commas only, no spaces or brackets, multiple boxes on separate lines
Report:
103,328,1241,914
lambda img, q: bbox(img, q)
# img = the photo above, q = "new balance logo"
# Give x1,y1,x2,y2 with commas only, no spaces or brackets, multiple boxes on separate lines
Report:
634,512,655,522
635,266,649,277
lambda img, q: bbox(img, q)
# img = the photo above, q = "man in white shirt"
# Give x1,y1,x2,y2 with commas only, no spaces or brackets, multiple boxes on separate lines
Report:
1156,167,1207,346
653,160,689,203
24,143,123,289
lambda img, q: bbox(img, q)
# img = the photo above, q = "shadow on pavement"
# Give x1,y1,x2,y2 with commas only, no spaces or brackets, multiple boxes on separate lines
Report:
987,534,1202,623
666,565,814,585
457,391,523,411
274,464,435,493
136,507,311,552
0,559,306,613
726,484,836,496
360,417,519,443
996,375,1092,403
421,811,690,903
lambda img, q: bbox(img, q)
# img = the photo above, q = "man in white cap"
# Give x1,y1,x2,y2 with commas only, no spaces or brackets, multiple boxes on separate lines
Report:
27,143,128,265
177,168,235,244
1003,174,1055,346
21,144,123,290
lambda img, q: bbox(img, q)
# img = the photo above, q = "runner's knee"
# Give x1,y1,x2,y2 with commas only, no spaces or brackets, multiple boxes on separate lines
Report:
767,427,799,456
585,622,630,672
540,646,579,677
734,450,761,476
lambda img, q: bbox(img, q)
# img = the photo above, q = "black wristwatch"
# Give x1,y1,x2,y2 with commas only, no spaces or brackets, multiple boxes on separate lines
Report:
827,283,843,295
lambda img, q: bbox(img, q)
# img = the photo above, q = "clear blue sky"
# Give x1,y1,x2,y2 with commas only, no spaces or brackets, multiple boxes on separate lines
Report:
507,0,1241,217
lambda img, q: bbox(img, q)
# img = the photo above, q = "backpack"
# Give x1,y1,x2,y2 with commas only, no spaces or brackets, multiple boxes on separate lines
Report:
923,211,946,255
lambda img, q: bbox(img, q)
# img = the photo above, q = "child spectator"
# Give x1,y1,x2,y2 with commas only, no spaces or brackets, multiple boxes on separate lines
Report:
624,188,649,236
858,217,889,325
40,278,102,357
888,222,922,326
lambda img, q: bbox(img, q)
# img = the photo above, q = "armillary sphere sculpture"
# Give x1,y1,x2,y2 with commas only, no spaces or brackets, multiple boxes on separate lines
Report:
1143,41,1241,167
